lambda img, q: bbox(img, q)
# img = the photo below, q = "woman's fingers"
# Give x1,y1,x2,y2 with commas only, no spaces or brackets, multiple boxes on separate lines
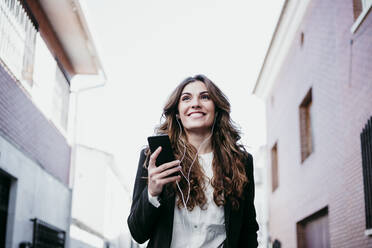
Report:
148,147,181,196
152,160,180,174
149,146,162,168
155,165,181,180
157,175,181,186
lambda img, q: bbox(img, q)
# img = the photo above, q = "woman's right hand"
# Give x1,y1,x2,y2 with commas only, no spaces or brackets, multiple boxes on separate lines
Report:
148,146,181,197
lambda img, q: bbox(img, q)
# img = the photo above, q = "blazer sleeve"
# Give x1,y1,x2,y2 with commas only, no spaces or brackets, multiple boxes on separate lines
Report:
238,153,259,247
127,148,163,244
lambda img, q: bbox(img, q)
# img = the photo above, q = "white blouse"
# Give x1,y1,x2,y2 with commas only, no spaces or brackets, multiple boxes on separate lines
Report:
148,152,226,248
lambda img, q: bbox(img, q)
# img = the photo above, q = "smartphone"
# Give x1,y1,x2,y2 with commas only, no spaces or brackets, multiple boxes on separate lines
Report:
147,134,179,177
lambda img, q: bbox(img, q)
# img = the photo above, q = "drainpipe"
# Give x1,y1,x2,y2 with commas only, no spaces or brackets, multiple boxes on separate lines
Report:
66,72,106,248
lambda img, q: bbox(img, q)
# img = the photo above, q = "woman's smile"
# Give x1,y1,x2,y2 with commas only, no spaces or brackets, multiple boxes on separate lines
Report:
188,111,206,118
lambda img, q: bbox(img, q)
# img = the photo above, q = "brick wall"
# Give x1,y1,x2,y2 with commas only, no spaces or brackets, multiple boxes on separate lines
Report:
266,0,372,247
0,64,71,185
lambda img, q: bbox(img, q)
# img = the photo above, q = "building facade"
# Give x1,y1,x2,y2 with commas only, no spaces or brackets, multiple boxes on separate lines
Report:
0,0,103,247
254,0,372,247
69,145,136,248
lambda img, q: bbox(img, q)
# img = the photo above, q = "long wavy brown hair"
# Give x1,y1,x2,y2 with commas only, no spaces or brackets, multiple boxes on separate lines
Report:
145,74,249,210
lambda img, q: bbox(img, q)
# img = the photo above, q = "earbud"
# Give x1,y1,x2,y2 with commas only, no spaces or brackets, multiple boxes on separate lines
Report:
176,114,180,119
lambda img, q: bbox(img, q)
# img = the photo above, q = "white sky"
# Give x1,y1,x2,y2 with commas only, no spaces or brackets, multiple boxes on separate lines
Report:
75,0,284,191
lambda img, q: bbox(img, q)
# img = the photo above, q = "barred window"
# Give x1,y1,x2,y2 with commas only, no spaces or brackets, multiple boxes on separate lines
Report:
32,218,65,248
360,116,372,231
0,0,38,85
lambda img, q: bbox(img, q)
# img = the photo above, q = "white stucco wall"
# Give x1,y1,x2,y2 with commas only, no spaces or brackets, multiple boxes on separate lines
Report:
70,145,132,248
0,135,72,248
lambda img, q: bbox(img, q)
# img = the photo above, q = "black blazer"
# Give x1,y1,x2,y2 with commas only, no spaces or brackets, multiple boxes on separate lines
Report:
127,149,259,248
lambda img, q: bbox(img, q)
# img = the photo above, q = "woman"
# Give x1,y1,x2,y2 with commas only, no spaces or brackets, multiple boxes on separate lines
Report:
127,75,259,248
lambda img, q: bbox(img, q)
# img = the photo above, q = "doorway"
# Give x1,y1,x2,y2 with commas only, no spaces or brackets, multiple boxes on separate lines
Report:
0,171,11,247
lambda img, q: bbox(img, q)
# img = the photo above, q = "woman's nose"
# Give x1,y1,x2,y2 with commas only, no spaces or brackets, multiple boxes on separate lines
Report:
191,98,201,108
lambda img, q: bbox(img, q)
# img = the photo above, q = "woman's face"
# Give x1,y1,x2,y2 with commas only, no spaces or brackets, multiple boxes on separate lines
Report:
177,81,216,135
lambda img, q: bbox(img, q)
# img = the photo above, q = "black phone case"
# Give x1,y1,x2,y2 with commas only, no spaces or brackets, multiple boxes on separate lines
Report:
147,135,179,177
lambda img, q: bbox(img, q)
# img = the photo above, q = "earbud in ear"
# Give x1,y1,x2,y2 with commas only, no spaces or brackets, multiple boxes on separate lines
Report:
176,114,180,119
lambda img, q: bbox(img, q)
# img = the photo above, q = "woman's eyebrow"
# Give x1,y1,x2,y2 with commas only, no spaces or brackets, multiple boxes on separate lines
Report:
181,91,208,96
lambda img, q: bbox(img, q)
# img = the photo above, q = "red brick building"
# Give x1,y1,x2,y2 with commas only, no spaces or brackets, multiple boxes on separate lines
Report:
254,0,372,247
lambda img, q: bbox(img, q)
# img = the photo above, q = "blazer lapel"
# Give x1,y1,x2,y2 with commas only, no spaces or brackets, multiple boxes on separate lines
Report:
224,201,232,235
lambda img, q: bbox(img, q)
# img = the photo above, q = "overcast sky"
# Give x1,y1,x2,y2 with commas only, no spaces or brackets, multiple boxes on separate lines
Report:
75,0,284,191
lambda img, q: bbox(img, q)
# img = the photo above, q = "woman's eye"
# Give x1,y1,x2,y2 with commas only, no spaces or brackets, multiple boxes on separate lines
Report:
181,96,191,101
201,94,210,100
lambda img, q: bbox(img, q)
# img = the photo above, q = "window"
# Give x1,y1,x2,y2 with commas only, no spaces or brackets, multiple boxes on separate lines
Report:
297,207,330,248
271,142,278,192
351,0,372,33
354,0,372,19
300,32,305,47
31,33,70,132
299,88,313,163
360,116,372,233
353,0,363,19
52,63,70,131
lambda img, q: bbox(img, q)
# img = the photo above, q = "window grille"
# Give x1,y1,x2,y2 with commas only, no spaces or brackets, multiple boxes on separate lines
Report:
361,116,372,230
32,218,65,248
0,0,37,84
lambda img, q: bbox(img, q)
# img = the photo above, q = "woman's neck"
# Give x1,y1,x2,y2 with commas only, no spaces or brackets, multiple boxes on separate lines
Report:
185,130,213,154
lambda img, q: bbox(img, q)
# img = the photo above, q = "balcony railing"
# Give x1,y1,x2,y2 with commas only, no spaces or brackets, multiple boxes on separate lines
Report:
0,0,37,84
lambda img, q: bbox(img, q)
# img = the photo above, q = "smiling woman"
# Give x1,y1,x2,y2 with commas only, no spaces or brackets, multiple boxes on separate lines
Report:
127,74,259,248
